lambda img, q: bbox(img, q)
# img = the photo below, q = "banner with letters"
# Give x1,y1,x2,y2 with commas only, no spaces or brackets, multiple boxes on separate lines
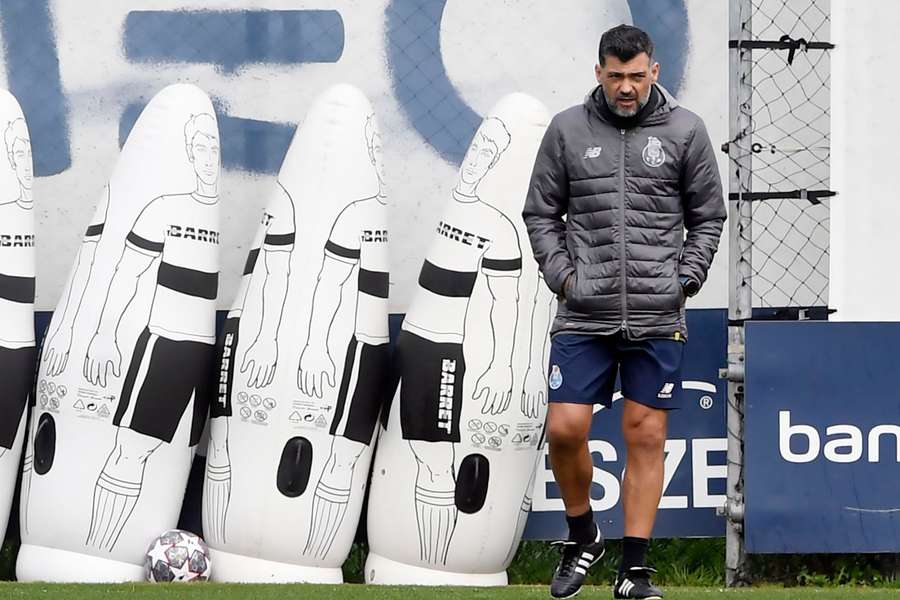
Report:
745,321,900,554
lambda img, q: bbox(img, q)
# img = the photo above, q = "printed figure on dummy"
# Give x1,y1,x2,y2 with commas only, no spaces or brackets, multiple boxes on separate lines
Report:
0,103,36,546
395,116,522,565
81,113,220,551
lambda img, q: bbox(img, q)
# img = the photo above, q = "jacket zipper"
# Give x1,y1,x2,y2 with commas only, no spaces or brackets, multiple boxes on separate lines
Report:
618,129,628,335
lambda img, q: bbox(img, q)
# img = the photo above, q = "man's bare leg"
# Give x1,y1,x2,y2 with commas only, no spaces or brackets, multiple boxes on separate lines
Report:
547,402,594,530
620,399,667,575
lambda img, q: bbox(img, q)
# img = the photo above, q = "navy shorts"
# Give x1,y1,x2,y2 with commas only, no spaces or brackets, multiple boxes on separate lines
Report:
547,333,684,410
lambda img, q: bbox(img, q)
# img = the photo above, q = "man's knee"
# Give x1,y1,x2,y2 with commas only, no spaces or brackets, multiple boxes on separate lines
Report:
548,407,592,450
622,403,667,451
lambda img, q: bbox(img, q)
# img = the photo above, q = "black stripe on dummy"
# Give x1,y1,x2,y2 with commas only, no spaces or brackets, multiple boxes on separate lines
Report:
325,240,360,261
264,232,295,247
243,248,260,275
157,262,218,300
482,257,522,272
84,223,104,238
418,260,477,298
126,231,164,254
358,269,389,299
331,337,359,438
0,273,35,303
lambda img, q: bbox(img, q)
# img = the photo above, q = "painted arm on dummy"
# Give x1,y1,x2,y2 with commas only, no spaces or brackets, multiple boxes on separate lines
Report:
83,246,154,387
521,272,556,418
474,274,519,415
297,254,355,398
43,239,101,376
240,250,291,388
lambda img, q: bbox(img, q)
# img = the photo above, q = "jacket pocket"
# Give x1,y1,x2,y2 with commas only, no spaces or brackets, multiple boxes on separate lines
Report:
661,261,682,312
563,272,586,312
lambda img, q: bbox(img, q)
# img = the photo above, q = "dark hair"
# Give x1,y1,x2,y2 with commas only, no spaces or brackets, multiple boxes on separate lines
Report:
598,24,654,65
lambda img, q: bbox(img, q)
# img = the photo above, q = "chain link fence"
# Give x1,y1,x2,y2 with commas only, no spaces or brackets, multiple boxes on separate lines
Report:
730,0,832,310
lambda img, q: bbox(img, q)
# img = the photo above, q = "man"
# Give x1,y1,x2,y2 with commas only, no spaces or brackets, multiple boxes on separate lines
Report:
83,113,220,551
298,114,389,559
395,116,521,565
523,25,725,599
0,118,36,464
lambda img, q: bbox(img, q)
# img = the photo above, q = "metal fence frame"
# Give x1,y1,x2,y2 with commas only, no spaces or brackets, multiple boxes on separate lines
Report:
722,0,834,586
721,0,753,586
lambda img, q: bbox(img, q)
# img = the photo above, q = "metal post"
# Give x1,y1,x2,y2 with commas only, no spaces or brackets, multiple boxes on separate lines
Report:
720,0,753,587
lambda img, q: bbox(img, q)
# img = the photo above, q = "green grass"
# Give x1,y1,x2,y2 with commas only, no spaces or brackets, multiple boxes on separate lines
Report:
1,583,899,600
0,538,900,588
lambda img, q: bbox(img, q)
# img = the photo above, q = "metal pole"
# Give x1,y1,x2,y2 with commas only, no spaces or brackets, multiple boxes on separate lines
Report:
720,0,753,587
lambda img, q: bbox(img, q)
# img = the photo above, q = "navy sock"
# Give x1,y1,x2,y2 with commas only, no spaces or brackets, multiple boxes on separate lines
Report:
620,536,650,573
565,509,596,545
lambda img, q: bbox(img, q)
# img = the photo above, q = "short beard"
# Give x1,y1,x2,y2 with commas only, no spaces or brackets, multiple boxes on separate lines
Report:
601,86,651,118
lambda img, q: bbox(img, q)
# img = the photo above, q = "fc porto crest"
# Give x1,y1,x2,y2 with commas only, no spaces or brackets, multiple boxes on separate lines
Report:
642,136,666,168
549,365,563,390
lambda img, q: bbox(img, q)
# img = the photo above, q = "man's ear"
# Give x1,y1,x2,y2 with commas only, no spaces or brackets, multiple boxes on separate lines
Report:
651,61,660,84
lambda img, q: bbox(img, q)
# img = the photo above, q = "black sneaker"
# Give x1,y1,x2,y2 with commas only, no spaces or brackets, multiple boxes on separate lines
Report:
613,566,663,599
549,526,605,599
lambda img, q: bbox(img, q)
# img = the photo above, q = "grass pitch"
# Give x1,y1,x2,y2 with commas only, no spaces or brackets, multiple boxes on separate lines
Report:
1,584,899,599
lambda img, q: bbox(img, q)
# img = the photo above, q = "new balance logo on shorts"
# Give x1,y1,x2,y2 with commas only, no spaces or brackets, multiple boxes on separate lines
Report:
657,382,675,399
583,146,602,159
438,359,457,434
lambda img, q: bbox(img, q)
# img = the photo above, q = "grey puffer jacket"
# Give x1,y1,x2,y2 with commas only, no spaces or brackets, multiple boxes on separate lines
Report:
523,85,726,339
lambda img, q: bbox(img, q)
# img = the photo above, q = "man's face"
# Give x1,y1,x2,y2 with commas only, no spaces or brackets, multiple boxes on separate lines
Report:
188,132,220,187
595,52,659,118
460,133,498,186
10,138,32,190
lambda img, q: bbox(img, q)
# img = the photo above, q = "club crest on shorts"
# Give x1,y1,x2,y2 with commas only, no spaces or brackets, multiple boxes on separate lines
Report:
549,365,563,390
642,136,666,168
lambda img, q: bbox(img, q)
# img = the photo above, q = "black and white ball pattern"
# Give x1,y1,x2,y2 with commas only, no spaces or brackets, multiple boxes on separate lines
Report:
144,529,211,582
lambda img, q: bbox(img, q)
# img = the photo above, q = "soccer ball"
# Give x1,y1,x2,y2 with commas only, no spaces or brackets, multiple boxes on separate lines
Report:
144,529,211,582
